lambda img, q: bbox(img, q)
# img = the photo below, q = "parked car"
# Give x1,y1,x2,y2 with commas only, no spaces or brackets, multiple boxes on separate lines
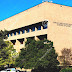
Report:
0,70,6,72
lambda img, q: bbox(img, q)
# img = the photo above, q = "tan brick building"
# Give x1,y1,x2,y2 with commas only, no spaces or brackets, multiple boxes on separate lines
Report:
0,2,72,56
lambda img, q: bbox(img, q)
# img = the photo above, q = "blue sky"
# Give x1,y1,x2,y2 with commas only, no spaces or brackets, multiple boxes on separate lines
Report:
0,0,72,21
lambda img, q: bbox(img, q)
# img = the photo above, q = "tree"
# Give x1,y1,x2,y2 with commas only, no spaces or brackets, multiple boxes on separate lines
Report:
58,48,72,66
15,38,60,72
0,30,8,49
0,30,15,69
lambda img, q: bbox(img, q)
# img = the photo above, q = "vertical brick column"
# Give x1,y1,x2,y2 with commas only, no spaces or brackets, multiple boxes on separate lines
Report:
41,26,43,30
12,33,14,36
16,32,18,35
20,31,22,34
23,38,27,48
35,27,37,31
30,29,32,32
15,39,20,52
25,30,27,33
9,34,11,37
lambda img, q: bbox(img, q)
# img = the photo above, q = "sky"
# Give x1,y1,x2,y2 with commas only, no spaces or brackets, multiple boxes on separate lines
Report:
0,0,72,21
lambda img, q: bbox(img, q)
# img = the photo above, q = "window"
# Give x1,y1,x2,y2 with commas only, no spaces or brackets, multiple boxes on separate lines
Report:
27,29,29,33
43,24,47,29
37,26,41,30
14,32,16,35
42,20,48,29
22,30,25,34
10,33,12,36
32,27,35,31
13,42,15,45
20,41,23,44
18,31,20,35
18,39,24,44
8,34,9,37
11,40,16,45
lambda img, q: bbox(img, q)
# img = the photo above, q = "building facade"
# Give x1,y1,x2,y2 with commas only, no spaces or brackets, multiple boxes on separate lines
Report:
0,2,72,56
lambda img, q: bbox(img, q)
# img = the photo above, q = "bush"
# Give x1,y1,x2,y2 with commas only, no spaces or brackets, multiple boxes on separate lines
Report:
60,67,72,72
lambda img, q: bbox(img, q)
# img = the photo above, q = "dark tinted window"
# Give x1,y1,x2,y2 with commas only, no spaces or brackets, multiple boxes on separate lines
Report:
37,26,41,30
14,32,16,35
22,30,25,34
32,27,35,31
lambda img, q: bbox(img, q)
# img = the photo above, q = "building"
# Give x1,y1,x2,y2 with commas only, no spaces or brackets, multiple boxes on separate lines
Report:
0,2,72,56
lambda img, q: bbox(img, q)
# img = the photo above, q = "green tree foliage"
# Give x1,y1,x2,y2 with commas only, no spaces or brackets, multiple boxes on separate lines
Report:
15,38,60,72
0,30,8,49
60,67,72,72
0,30,15,69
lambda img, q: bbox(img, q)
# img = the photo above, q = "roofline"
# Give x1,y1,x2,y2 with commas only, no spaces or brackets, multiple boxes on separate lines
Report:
52,2,72,7
0,1,72,22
